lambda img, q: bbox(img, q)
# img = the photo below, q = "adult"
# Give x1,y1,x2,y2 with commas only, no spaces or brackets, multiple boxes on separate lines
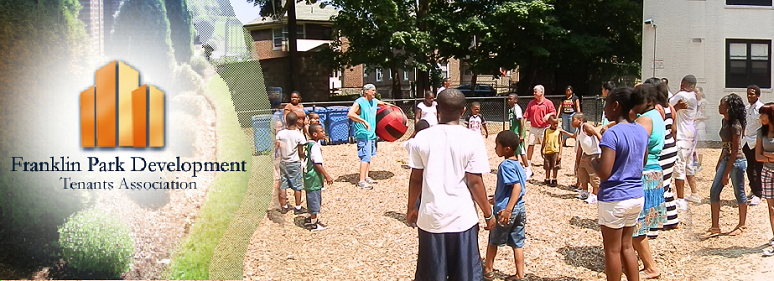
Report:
283,91,306,127
437,78,451,95
599,81,616,131
670,75,700,210
560,85,581,146
348,84,392,190
744,85,764,206
695,87,709,172
662,77,674,100
415,91,439,126
645,77,680,231
754,103,774,256
406,88,494,281
524,85,556,166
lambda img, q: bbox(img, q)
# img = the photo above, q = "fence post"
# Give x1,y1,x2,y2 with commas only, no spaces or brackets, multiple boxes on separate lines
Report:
502,96,506,132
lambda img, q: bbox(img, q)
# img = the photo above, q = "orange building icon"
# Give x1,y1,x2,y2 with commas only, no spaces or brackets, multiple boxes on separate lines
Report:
80,61,164,147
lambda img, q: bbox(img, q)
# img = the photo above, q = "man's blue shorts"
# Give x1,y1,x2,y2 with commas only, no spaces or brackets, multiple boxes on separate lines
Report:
357,139,377,163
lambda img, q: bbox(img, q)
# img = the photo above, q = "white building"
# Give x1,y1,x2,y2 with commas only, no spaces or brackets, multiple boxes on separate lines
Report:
643,0,773,140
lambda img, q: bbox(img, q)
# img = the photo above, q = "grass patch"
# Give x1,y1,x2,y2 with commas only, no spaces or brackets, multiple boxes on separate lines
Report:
165,75,271,279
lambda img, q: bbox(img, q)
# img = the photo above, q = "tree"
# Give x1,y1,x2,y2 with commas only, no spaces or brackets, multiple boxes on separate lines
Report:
110,0,175,81
165,0,196,63
321,0,430,99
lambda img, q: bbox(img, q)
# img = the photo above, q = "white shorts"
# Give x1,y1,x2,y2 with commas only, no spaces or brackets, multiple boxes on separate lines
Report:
674,139,697,180
597,197,645,229
528,127,546,146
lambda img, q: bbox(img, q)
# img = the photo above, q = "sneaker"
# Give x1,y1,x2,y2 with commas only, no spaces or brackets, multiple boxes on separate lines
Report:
365,177,378,185
576,190,590,200
357,181,373,190
584,194,597,204
676,199,688,211
750,195,762,206
550,179,558,187
686,194,702,204
294,206,308,215
310,221,328,232
763,247,774,257
280,206,289,214
525,168,533,180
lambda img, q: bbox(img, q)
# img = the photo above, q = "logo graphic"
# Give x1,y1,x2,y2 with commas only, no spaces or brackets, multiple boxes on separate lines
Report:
80,61,164,147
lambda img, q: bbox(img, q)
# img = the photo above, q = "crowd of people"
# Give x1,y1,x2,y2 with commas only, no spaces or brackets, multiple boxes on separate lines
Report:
272,79,774,280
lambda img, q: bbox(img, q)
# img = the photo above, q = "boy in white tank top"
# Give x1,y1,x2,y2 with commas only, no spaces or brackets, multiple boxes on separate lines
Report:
572,113,602,203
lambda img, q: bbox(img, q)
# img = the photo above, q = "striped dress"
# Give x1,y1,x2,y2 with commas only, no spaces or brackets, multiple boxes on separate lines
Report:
657,106,679,234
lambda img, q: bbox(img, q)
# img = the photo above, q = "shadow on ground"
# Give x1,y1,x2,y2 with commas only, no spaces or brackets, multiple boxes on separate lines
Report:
384,211,407,224
524,274,583,281
538,189,577,200
694,245,769,258
557,246,605,273
569,216,599,231
266,208,286,225
336,171,395,184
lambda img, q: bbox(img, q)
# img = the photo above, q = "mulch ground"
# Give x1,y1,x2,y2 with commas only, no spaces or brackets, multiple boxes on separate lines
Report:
243,132,774,281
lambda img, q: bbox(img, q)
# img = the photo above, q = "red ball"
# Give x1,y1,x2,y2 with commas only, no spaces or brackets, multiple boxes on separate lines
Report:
376,105,409,142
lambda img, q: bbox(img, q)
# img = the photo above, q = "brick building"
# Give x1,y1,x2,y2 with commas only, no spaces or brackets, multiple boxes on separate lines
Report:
78,0,104,55
244,1,363,102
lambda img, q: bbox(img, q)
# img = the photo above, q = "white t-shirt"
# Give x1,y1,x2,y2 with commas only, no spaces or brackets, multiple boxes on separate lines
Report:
276,129,306,163
669,90,698,140
437,87,446,95
308,140,323,164
513,104,524,119
577,124,601,155
744,100,764,148
467,115,486,135
417,101,439,126
408,124,490,233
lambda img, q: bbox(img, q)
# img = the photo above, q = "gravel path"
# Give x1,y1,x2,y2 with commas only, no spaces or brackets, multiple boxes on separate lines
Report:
243,135,774,280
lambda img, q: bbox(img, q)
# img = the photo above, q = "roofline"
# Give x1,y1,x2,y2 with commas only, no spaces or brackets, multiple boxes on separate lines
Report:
244,19,334,30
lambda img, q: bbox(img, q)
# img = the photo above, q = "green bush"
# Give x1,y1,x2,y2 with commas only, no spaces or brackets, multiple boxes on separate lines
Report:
58,208,134,278
189,55,209,76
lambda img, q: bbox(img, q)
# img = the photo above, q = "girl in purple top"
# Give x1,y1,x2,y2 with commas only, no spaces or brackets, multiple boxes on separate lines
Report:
592,87,649,281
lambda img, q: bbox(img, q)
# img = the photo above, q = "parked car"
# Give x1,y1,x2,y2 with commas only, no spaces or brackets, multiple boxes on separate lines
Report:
456,84,497,97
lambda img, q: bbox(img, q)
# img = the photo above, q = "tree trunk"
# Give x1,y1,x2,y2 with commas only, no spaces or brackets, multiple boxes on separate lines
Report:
471,72,478,93
391,67,402,99
287,0,298,94
416,0,431,94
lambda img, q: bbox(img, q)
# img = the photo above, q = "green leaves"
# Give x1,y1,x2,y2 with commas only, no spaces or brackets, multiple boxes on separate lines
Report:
58,208,135,278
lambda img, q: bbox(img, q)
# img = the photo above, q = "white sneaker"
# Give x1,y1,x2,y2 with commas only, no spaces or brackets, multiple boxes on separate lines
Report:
584,194,597,204
576,190,590,200
750,195,762,206
676,199,688,211
525,167,533,180
763,246,774,257
686,194,702,204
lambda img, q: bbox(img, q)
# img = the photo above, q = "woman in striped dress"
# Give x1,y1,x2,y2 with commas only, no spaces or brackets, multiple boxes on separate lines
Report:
648,77,680,234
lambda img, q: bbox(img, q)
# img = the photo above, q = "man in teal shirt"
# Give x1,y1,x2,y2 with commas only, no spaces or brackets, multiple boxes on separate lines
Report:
348,84,392,189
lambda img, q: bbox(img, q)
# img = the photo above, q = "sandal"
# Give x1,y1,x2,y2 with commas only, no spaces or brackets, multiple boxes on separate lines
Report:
728,225,747,236
700,227,721,240
504,275,525,281
640,272,661,280
483,269,499,281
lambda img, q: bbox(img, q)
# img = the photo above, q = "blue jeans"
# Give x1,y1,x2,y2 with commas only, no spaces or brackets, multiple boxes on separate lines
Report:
561,113,575,140
710,157,747,204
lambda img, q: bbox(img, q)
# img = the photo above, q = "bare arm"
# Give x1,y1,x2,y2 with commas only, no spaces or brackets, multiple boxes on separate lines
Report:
593,146,616,181
466,173,495,230
585,123,603,142
723,134,741,181
415,108,422,124
406,168,423,227
314,163,334,184
297,144,305,160
498,183,523,226
348,102,370,130
755,137,770,163
575,98,581,113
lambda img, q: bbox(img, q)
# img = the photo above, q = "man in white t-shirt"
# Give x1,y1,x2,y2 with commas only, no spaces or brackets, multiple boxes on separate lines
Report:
669,75,700,209
743,85,764,206
437,78,451,95
406,88,495,281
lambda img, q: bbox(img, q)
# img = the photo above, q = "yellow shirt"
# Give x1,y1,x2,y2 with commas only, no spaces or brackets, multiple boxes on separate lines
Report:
543,128,561,154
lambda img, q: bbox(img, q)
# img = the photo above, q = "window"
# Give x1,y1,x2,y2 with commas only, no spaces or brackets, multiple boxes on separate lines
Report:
439,63,450,78
727,0,772,6
376,69,383,82
726,39,771,88
272,25,305,49
403,70,409,81
305,24,333,40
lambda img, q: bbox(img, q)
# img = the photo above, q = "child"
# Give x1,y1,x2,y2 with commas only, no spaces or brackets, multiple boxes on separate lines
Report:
701,93,749,239
275,112,307,215
406,89,494,280
541,116,573,186
483,131,528,281
572,113,602,204
303,124,334,231
592,87,648,281
273,120,284,210
508,94,533,179
466,102,489,138
305,111,321,140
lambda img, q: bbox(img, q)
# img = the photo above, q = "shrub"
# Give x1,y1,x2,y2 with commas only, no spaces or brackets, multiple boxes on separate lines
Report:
58,208,134,278
189,55,209,76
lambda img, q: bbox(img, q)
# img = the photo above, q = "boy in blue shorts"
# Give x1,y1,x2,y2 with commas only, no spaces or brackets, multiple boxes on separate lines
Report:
303,124,334,231
483,130,528,281
275,112,307,214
